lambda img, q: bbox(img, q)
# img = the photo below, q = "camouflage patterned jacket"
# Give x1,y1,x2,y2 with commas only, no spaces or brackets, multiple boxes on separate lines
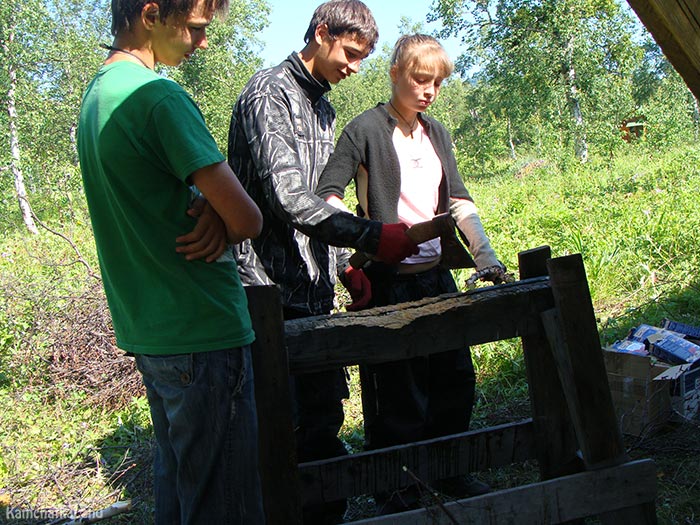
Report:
228,53,381,315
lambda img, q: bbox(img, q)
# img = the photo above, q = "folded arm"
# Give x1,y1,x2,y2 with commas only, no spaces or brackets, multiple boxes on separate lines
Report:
190,161,263,245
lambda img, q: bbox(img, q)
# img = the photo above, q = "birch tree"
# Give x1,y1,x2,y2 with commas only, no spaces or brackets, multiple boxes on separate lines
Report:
430,0,639,162
1,4,38,233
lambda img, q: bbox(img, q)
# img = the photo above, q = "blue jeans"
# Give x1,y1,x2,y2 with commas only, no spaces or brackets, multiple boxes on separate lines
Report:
135,346,265,525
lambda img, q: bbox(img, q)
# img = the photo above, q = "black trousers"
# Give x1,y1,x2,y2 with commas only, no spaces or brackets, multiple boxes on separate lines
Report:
361,264,476,450
284,307,349,462
285,308,349,523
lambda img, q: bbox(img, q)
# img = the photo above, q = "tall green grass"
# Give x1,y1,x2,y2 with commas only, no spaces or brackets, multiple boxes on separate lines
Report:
464,144,700,331
454,144,700,425
1,144,699,521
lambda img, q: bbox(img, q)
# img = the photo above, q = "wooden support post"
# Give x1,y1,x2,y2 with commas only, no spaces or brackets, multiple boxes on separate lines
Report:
545,254,626,468
518,247,581,480
246,285,302,525
545,255,657,524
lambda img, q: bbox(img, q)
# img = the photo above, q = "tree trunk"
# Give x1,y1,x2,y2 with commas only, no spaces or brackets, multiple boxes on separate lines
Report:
3,28,38,234
691,91,699,142
507,115,517,160
562,37,588,163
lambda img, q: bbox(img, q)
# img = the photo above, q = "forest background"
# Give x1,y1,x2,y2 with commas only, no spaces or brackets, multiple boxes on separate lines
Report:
1,0,699,523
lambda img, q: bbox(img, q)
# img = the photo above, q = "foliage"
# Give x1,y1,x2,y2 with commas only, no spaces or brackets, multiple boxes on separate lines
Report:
1,0,110,218
641,69,700,148
2,0,700,521
0,387,153,521
328,51,391,132
426,0,683,163
456,143,700,337
0,226,152,521
168,0,269,149
1,0,268,232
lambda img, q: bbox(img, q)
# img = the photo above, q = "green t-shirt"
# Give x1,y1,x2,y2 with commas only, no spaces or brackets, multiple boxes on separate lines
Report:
78,62,254,354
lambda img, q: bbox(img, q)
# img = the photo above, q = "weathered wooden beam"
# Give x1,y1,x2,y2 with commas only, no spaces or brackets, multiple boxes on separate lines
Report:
545,255,657,523
545,255,627,470
348,459,657,525
298,420,534,505
285,277,553,374
518,247,582,481
246,285,302,525
626,0,700,100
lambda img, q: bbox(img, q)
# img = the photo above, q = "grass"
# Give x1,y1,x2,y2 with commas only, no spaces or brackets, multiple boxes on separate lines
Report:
2,143,700,523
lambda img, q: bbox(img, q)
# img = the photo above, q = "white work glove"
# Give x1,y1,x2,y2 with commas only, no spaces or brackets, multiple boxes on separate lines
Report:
450,198,513,287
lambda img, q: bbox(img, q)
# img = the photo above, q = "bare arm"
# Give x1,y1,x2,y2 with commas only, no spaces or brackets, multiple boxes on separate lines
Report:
191,161,262,244
325,194,352,213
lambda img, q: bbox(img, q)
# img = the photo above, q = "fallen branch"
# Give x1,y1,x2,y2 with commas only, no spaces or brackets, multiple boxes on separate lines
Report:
403,466,460,525
29,208,101,280
62,500,132,524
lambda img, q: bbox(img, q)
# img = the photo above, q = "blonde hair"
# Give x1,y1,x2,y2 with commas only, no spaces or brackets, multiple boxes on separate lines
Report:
390,34,454,79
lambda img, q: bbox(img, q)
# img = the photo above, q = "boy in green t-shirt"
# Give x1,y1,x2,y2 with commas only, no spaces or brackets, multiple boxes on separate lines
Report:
77,0,264,523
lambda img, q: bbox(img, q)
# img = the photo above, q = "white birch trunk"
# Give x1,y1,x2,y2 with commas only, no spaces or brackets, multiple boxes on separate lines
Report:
4,28,39,234
562,37,588,163
507,116,517,160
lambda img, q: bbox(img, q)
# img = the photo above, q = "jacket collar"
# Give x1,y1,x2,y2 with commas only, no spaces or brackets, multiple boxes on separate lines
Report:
283,52,331,104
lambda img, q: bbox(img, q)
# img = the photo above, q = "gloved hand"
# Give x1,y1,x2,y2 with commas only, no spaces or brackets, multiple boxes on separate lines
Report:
375,223,419,265
339,267,372,311
466,261,515,288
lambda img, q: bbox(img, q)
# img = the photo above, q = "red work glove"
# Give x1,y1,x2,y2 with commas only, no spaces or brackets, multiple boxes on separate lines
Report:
375,223,419,265
340,267,372,311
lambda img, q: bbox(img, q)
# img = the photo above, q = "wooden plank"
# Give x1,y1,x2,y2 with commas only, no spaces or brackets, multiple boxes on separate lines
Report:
542,258,656,524
348,459,657,524
245,285,302,525
647,0,700,69
518,247,582,481
298,419,533,505
626,0,700,100
284,278,553,374
545,255,627,470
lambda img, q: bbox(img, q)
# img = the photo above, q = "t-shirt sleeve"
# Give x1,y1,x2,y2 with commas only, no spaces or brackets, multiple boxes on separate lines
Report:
148,90,225,183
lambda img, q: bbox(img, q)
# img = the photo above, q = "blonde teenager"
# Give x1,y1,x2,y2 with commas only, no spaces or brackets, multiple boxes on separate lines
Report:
317,34,508,514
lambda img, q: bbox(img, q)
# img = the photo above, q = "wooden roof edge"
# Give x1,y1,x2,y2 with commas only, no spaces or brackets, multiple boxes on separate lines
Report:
626,0,700,101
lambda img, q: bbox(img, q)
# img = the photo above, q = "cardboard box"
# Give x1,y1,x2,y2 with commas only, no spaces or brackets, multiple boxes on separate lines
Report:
607,339,648,356
647,332,700,365
661,318,700,340
603,349,671,437
655,361,700,421
627,324,682,343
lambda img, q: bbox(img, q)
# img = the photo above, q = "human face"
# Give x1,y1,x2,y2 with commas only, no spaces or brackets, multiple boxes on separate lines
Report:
392,67,444,115
313,30,371,84
151,0,213,67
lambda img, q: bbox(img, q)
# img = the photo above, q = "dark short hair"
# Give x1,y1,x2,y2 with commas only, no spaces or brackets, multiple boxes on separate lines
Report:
303,0,378,52
110,0,229,36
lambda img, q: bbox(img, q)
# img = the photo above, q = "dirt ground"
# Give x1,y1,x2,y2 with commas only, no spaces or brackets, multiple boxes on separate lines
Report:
626,418,700,524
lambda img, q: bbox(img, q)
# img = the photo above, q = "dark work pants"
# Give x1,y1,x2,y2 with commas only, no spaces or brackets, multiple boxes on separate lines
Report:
284,307,349,462
361,264,476,451
284,307,348,524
